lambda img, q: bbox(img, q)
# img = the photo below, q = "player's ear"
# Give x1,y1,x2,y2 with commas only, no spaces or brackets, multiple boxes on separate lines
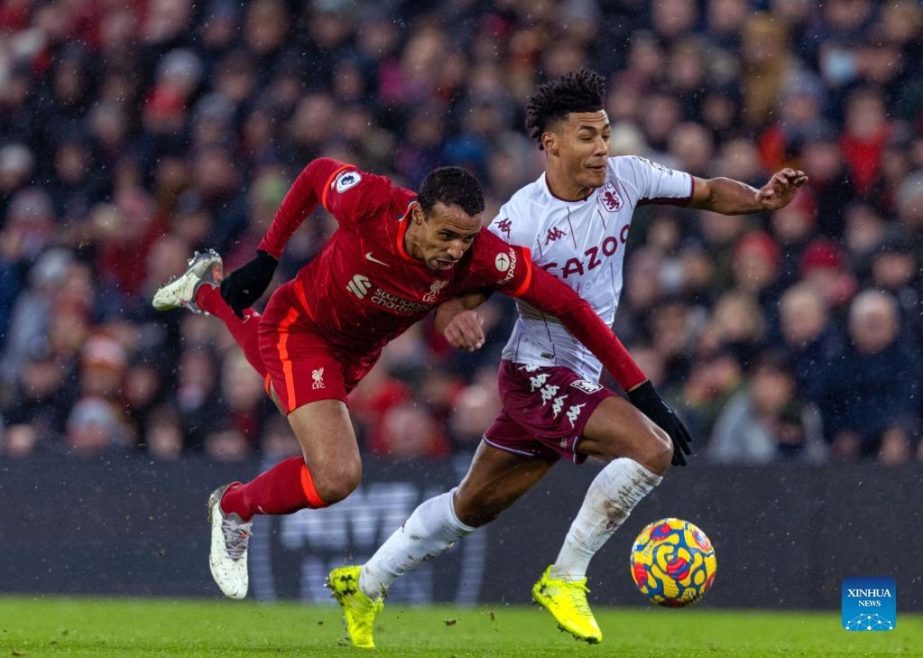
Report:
542,131,557,155
412,203,425,225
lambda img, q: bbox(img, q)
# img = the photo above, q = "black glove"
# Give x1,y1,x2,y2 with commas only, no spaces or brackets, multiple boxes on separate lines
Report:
627,380,693,467
220,250,278,317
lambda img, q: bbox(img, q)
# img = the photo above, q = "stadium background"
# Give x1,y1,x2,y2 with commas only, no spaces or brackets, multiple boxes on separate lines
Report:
1,0,922,612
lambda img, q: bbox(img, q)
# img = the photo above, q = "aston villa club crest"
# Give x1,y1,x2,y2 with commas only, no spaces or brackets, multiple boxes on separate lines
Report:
600,182,622,211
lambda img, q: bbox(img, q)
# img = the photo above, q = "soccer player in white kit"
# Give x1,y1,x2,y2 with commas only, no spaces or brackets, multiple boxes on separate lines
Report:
329,70,807,647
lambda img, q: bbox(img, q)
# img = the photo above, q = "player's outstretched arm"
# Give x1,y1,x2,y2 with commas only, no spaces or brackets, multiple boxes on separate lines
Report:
435,292,489,351
220,158,347,316
516,267,693,466
689,167,808,214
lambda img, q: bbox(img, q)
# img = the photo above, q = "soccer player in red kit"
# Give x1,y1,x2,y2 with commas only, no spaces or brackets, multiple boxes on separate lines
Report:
152,158,689,610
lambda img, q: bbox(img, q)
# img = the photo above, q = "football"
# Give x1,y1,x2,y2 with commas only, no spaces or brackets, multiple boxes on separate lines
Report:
630,517,717,607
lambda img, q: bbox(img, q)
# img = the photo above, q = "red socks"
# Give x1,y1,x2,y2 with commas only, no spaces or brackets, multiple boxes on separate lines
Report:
220,457,328,521
195,284,267,378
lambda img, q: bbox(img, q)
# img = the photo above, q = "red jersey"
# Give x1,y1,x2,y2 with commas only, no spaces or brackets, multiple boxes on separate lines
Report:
258,158,533,356
258,158,646,398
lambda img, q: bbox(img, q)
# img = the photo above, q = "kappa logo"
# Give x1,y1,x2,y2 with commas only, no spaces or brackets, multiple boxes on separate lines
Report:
566,403,587,427
423,278,449,303
551,394,569,418
312,367,325,390
637,156,670,173
529,372,550,391
494,218,512,236
334,170,362,193
570,379,603,394
545,227,567,245
539,383,561,404
600,182,622,211
346,274,372,298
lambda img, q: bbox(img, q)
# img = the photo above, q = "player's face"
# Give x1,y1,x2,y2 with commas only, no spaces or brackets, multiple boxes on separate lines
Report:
412,202,481,271
545,110,611,192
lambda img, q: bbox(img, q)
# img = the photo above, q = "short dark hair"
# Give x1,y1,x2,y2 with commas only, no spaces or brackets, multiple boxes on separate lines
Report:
525,69,607,149
417,166,484,217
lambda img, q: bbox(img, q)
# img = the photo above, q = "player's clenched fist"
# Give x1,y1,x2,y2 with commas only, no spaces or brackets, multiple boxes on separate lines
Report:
443,310,485,352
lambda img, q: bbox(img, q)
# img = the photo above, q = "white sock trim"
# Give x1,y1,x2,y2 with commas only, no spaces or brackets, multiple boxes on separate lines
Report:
447,487,476,534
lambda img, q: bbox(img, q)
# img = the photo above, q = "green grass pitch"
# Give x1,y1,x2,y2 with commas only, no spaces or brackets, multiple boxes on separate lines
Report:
1,597,920,657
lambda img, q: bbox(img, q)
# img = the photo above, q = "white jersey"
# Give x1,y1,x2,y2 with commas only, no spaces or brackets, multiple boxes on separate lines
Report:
487,155,692,382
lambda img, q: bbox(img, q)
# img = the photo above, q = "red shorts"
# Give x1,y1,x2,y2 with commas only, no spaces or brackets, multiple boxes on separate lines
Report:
258,280,378,413
483,360,615,464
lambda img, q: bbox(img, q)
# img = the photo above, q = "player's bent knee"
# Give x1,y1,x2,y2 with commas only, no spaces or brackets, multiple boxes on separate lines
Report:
316,478,360,505
643,426,673,474
313,461,363,504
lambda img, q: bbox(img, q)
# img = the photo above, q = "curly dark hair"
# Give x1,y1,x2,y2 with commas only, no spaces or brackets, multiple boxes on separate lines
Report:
417,166,485,217
525,69,607,149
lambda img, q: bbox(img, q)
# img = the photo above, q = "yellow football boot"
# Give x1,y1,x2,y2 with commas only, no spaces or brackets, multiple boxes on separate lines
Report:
327,565,384,649
532,565,602,643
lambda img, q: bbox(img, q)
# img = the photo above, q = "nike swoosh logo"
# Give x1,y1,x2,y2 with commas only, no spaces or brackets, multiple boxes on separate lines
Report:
365,252,390,267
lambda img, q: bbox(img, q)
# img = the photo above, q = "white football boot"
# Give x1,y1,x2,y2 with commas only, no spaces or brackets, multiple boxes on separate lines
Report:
207,485,252,599
152,249,223,313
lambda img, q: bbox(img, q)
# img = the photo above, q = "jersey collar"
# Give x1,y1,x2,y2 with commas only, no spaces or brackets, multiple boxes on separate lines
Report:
395,202,418,263
541,172,594,203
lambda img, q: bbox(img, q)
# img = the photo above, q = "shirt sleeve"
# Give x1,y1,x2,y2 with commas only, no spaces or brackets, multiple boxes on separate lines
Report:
258,158,392,258
486,200,533,249
625,156,694,207
460,229,534,297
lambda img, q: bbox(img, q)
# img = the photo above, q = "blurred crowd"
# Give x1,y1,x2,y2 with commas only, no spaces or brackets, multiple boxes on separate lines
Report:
1,0,922,466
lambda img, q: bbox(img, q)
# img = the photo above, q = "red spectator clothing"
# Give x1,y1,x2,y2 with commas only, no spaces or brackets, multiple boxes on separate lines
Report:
840,128,889,197
757,124,787,172
350,376,412,430
0,2,31,30
98,212,169,298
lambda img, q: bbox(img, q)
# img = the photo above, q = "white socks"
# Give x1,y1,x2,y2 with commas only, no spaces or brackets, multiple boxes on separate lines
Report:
358,460,661,597
550,458,662,582
360,489,475,600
